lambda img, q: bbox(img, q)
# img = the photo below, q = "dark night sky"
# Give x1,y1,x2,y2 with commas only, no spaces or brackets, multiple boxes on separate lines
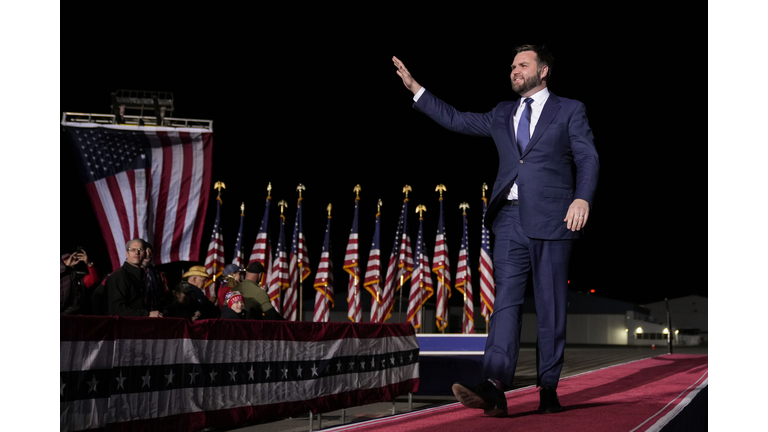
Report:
59,4,706,309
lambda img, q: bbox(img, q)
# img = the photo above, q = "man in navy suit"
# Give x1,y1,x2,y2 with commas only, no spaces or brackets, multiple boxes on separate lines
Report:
394,45,599,417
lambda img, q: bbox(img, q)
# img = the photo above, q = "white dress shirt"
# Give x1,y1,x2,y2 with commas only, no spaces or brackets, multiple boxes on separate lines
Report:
413,86,550,201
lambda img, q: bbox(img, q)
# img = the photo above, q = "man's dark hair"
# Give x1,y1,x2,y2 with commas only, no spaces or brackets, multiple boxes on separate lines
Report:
515,44,554,81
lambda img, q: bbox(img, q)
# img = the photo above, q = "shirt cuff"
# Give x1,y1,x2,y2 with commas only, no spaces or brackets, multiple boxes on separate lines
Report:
413,87,426,102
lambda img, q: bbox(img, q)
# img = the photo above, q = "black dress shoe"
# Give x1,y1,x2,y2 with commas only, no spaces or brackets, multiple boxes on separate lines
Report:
452,379,508,417
538,387,563,413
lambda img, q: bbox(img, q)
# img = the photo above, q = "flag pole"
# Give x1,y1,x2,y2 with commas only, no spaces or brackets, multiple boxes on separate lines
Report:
460,202,470,334
297,184,305,321
416,204,426,333
482,183,490,335
212,181,226,283
277,199,287,312
399,185,412,323
325,203,332,321
436,184,446,334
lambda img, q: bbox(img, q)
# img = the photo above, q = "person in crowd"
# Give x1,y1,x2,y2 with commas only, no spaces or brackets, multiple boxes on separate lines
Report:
61,248,101,315
105,239,163,317
220,291,252,320
217,264,243,310
163,280,202,321
141,241,172,312
236,262,284,320
181,265,221,319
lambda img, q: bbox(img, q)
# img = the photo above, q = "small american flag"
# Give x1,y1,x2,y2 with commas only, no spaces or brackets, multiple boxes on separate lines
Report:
456,206,474,334
433,198,451,332
232,204,245,269
407,214,433,329
63,124,212,271
378,199,413,323
204,195,226,297
249,197,272,286
363,209,382,322
313,214,334,322
344,197,362,322
479,196,495,324
285,197,310,321
267,212,289,313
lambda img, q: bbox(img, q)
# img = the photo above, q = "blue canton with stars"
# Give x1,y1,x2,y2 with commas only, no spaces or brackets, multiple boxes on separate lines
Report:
67,128,152,183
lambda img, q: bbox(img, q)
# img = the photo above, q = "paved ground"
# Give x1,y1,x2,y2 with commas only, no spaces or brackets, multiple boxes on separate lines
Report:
219,345,708,432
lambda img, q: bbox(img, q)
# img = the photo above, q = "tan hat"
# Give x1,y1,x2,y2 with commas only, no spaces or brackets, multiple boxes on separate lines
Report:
182,265,211,279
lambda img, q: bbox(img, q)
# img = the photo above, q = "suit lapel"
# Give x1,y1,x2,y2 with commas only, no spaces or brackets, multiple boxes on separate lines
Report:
523,93,561,157
505,101,520,149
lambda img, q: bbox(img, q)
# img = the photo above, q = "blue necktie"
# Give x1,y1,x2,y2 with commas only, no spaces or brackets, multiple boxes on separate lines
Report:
517,97,534,152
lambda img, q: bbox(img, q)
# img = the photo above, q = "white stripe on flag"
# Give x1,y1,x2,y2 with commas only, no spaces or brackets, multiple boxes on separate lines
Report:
148,133,166,261
94,179,127,265
114,172,135,240
161,131,183,262
134,169,148,240
179,131,204,261
60,341,115,372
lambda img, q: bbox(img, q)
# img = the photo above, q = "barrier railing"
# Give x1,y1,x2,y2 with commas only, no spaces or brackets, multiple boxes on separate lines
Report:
60,316,419,431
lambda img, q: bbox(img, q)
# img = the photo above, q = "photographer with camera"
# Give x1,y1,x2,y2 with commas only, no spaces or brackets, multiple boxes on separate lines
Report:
61,246,100,315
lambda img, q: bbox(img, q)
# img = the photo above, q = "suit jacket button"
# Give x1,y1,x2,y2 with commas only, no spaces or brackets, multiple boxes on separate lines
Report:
519,159,524,164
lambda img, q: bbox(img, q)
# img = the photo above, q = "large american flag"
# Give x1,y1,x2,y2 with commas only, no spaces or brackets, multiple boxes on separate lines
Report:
232,204,245,269
63,124,212,271
344,197,362,322
363,210,382,323
377,199,413,323
433,198,451,332
455,207,475,334
249,196,272,286
204,195,226,297
313,215,334,322
267,212,289,313
479,196,495,325
407,215,433,329
285,198,310,321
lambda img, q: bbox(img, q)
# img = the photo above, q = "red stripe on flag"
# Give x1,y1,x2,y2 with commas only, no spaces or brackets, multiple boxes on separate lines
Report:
190,133,213,262
169,132,194,262
153,138,174,259
84,183,121,271
104,175,131,245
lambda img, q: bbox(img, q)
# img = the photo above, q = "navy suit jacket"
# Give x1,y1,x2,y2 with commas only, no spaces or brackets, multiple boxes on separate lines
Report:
413,89,599,240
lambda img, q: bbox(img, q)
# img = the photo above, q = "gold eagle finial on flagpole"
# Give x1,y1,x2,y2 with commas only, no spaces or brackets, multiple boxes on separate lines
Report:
435,184,446,199
296,183,305,199
267,182,272,199
403,185,412,200
214,181,225,202
353,184,361,199
415,204,427,219
240,202,245,215
459,202,469,215
327,203,332,217
482,183,488,198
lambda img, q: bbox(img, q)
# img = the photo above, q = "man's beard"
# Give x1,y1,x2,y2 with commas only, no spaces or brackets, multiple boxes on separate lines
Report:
512,72,542,95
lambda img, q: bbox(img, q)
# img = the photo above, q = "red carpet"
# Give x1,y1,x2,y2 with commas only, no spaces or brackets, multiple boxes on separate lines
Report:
325,354,707,432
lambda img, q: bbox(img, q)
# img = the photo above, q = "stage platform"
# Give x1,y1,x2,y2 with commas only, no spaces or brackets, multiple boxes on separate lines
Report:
232,345,707,432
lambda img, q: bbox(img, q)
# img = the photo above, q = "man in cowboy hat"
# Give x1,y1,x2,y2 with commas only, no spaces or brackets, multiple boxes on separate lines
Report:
181,265,220,319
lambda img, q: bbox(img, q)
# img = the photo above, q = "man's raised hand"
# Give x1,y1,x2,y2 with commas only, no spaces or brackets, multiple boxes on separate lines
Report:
393,56,422,95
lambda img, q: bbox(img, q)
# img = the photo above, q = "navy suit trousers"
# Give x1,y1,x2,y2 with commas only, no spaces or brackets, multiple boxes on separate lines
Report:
483,203,573,389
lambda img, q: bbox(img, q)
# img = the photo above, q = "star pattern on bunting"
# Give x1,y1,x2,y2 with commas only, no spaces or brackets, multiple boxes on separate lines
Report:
60,348,419,402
